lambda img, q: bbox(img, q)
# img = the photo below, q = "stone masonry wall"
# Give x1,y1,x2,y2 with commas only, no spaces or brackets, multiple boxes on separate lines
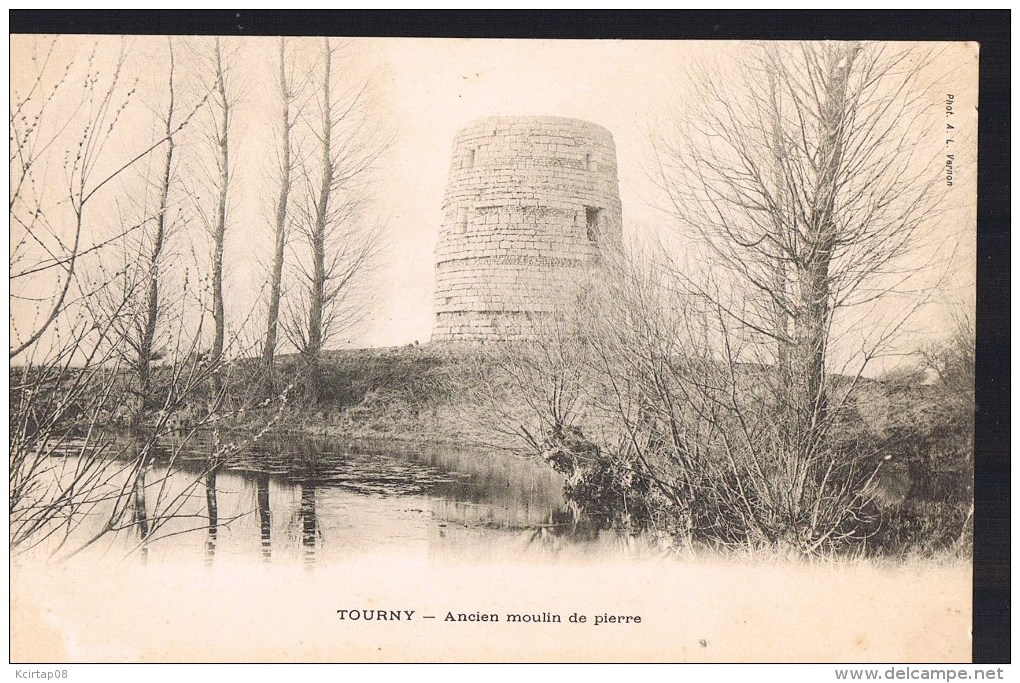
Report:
433,116,622,341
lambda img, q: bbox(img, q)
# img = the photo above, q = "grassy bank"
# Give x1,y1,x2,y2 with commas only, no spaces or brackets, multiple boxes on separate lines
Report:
228,343,505,446
216,343,973,558
72,341,965,560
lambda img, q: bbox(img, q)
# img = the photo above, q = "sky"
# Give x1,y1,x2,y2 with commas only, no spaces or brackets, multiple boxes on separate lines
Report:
366,38,700,345
10,36,979,368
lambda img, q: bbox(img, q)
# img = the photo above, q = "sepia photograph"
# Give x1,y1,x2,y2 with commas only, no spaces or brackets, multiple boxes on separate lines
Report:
9,17,993,665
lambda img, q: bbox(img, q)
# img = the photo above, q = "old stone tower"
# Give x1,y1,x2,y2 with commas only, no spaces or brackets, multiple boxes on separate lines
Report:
432,116,623,341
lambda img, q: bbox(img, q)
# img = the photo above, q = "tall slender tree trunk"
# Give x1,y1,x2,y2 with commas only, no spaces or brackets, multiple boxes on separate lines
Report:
262,37,292,394
210,37,230,393
305,40,333,404
790,43,860,450
134,39,176,430
766,62,793,405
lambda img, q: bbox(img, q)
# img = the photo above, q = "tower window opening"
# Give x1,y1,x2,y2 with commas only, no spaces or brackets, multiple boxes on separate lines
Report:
457,207,469,234
585,153,597,171
585,206,601,242
468,149,476,167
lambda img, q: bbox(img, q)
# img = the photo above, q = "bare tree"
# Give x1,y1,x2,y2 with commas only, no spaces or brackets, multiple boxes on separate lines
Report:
8,36,180,553
920,304,975,416
283,38,385,403
260,37,297,392
661,43,942,408
11,39,154,361
486,42,953,555
134,38,183,425
209,37,232,379
487,241,891,553
188,36,240,392
84,38,217,428
9,37,279,559
645,41,946,552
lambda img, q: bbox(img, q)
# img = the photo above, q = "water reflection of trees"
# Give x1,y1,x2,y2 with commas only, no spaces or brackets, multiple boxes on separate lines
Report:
278,447,323,567
115,439,253,564
130,437,327,567
53,432,586,563
202,463,323,568
205,471,219,566
249,474,319,567
213,438,573,565
526,508,603,549
76,438,234,561
256,473,272,561
132,470,150,562
298,483,318,567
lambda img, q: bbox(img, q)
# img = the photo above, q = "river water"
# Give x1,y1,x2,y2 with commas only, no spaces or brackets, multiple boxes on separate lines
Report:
43,432,627,566
14,433,974,663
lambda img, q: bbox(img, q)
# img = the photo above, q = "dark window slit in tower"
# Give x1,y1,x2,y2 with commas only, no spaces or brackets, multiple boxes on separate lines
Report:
585,206,601,243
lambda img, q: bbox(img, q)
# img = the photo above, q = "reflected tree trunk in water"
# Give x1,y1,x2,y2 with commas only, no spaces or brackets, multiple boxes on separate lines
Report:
256,473,272,562
133,469,150,563
205,470,218,566
299,483,318,568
